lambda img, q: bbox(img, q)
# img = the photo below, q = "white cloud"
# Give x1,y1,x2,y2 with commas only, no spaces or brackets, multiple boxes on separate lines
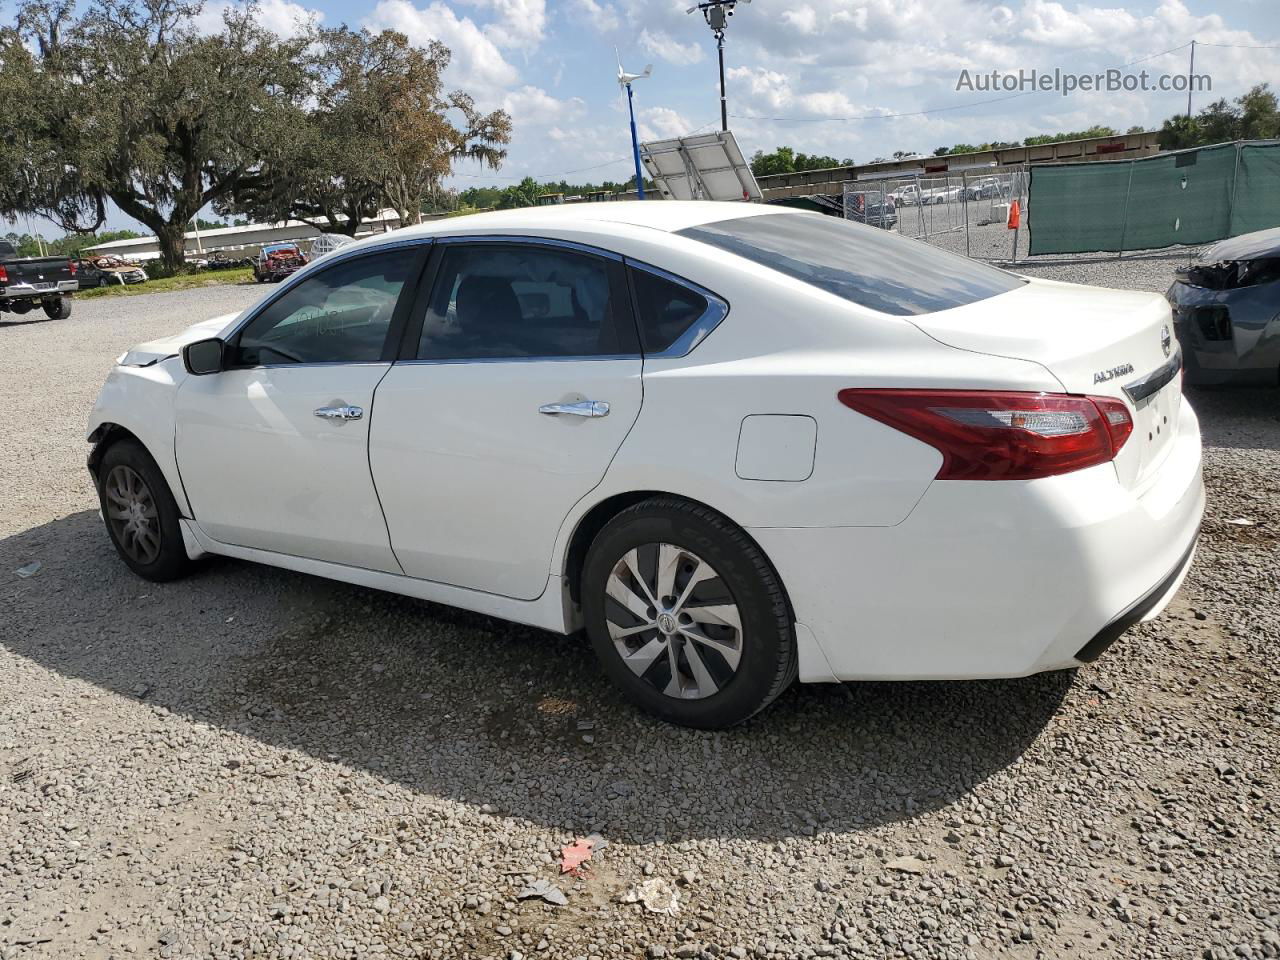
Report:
780,5,819,35
459,0,547,49
727,66,861,118
639,28,704,66
502,85,587,124
637,105,694,141
364,0,519,90
193,0,321,37
570,0,620,33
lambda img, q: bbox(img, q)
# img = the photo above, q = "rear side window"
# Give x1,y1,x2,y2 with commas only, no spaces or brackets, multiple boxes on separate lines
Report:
678,213,1024,316
630,268,710,353
418,244,633,360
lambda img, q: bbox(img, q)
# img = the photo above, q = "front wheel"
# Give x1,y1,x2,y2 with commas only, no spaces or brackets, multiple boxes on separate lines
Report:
581,498,797,728
96,439,194,582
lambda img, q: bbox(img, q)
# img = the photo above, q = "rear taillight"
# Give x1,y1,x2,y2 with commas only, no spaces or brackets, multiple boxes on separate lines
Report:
0,264,7,283
68,259,76,276
837,389,1134,481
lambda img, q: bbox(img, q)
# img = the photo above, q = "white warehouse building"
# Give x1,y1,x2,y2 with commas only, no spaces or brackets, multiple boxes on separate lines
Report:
83,209,448,262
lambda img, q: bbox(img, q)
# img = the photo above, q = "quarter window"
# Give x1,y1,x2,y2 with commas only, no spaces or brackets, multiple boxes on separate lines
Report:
234,249,418,365
417,244,630,360
630,268,711,354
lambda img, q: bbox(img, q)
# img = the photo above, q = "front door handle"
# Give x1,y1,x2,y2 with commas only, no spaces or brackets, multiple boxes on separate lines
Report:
539,400,610,418
314,405,364,421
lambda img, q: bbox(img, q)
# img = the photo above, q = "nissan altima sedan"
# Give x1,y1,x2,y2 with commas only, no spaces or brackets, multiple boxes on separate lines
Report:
87,202,1204,728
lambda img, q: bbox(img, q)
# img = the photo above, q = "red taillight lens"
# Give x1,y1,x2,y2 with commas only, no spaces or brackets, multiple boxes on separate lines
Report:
68,258,77,276
837,389,1134,481
0,264,7,283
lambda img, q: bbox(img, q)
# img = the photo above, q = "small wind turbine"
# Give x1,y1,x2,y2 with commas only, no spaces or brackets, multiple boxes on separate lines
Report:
617,49,653,200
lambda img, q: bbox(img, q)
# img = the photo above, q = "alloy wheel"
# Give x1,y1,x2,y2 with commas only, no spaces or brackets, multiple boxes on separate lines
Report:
604,543,743,700
104,465,162,565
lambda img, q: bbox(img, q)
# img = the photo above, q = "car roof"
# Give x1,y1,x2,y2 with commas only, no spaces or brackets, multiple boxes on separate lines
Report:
370,201,786,246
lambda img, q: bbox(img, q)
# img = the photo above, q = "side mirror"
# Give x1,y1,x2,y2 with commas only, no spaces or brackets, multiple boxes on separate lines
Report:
183,337,226,376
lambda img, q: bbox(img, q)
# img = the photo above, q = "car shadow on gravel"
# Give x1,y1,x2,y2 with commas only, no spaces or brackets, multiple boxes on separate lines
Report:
1186,386,1280,452
1,510,1072,843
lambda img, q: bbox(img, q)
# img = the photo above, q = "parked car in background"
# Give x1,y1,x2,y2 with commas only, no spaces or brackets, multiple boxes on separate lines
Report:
254,243,307,283
965,177,1011,201
1167,226,1280,386
83,255,148,286
72,258,110,288
925,185,961,204
890,183,923,206
86,203,1203,729
0,240,77,319
845,193,898,230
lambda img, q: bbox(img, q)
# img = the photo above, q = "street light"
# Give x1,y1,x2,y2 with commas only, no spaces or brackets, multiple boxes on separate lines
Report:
616,50,653,200
686,0,750,131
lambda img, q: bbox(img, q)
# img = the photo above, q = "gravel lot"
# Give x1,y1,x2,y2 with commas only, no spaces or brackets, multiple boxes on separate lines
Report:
1,267,1277,960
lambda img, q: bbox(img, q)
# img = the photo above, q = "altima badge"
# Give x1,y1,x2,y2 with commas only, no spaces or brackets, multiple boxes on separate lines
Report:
1093,363,1135,385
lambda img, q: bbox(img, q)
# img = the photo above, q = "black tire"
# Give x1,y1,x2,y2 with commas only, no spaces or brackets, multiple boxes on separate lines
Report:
96,438,194,582
43,297,72,320
581,497,797,728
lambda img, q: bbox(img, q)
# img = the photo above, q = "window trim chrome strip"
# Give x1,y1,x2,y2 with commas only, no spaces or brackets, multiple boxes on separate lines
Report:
395,354,640,366
434,234,624,261
1123,350,1182,404
623,259,730,359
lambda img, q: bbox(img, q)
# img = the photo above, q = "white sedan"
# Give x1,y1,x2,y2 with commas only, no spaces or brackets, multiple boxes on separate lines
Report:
87,202,1204,728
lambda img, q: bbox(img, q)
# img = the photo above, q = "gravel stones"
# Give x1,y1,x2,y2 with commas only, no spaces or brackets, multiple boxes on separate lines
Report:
1,272,1277,958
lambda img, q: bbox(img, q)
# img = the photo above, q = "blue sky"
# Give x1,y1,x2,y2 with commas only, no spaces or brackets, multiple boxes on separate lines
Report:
12,0,1280,234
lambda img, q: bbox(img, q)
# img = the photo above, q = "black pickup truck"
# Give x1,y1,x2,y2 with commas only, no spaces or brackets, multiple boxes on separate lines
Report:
0,240,78,319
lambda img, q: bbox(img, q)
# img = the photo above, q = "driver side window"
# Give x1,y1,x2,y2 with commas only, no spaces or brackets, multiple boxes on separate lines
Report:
234,248,419,366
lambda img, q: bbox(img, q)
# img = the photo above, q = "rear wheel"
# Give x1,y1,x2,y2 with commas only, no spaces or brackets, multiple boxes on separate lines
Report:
97,439,193,582
43,297,71,320
581,498,796,728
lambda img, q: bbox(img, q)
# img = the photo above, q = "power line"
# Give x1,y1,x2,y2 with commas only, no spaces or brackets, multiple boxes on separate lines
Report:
1195,41,1280,49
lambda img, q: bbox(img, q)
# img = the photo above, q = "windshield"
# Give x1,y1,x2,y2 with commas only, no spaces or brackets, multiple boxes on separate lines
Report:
678,213,1025,316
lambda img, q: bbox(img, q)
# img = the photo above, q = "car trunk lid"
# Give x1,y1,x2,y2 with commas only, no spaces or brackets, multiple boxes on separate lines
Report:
907,277,1182,491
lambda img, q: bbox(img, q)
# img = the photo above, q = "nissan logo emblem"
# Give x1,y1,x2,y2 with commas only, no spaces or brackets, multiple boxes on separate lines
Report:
1161,325,1172,358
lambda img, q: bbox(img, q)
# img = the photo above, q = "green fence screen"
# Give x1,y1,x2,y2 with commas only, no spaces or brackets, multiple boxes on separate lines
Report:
1028,141,1280,255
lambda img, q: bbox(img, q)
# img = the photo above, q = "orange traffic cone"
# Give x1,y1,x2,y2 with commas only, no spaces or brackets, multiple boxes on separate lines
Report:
1007,200,1021,229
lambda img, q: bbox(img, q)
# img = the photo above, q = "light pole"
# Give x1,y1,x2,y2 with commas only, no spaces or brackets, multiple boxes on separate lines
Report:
687,0,749,131
617,52,653,199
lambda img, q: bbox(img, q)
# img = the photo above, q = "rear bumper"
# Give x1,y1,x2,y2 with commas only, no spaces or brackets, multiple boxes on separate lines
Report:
1074,536,1197,663
752,396,1205,682
0,280,77,298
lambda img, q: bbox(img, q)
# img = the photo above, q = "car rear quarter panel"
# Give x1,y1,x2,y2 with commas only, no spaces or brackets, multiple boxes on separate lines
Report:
562,233,1064,532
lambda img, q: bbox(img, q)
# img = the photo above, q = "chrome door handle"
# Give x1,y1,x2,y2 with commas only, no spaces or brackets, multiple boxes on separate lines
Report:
314,405,364,421
538,400,610,418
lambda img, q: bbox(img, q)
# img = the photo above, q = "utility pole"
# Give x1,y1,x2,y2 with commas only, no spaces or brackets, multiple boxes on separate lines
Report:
616,52,653,200
1186,39,1196,119
688,0,749,131
717,32,727,130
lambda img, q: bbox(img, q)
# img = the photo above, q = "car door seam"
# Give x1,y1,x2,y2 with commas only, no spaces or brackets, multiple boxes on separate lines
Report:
368,363,409,576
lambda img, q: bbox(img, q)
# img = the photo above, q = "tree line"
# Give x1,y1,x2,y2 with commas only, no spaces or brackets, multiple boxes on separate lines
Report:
0,0,511,272
1156,85,1279,149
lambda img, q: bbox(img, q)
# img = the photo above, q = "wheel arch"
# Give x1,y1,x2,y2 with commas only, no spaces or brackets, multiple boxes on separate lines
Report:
560,490,792,619
87,421,142,478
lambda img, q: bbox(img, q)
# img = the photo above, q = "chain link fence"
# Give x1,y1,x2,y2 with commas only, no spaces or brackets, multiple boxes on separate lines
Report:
842,166,1031,263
